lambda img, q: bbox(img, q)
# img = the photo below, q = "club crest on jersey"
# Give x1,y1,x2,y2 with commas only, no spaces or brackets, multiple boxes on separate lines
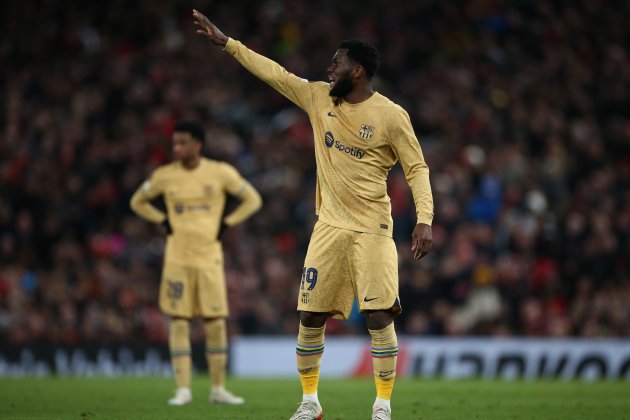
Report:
358,124,375,141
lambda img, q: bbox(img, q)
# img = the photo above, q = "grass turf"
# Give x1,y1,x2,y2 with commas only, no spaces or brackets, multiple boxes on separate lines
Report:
0,377,629,419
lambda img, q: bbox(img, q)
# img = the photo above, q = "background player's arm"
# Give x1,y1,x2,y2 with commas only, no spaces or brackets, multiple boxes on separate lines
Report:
220,164,262,227
193,9,315,112
389,109,434,259
223,181,263,227
130,178,167,224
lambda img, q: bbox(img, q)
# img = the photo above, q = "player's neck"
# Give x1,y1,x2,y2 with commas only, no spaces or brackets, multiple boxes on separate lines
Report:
181,156,201,170
343,85,374,104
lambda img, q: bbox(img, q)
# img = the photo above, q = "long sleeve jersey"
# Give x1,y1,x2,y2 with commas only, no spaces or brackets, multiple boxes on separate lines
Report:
130,158,262,268
225,38,433,236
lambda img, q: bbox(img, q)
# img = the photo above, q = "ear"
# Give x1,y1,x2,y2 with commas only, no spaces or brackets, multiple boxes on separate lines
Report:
352,64,364,79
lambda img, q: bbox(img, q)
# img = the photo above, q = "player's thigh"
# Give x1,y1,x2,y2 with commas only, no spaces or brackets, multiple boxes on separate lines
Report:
160,264,195,318
352,233,400,313
298,222,355,319
195,258,228,318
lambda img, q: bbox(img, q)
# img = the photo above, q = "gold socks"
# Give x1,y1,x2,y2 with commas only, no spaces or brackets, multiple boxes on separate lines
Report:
369,323,398,400
296,323,326,395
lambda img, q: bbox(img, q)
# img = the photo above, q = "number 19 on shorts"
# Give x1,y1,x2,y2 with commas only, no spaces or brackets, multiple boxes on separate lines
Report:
300,267,318,291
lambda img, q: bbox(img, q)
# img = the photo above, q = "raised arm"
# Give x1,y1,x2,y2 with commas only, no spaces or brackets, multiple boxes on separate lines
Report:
193,9,228,46
193,9,318,113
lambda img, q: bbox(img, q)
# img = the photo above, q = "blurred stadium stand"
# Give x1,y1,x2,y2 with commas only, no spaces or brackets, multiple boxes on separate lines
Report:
1,0,629,353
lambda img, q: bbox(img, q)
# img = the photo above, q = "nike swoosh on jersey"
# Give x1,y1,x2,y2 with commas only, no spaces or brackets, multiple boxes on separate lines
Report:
363,296,379,302
327,111,337,117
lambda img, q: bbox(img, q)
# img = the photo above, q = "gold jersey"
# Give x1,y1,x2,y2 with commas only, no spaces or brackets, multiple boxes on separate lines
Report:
225,38,433,236
131,157,260,268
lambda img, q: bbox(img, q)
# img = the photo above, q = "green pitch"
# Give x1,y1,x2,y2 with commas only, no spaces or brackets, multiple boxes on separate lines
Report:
0,377,628,419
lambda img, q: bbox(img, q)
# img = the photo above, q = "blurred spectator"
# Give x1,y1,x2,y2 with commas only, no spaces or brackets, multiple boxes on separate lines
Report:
0,0,629,344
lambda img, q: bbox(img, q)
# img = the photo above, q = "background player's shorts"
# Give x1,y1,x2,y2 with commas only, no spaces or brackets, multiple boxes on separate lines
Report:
297,221,401,320
159,254,227,318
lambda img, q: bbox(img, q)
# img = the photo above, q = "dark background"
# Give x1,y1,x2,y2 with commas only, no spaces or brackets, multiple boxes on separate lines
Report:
0,0,628,346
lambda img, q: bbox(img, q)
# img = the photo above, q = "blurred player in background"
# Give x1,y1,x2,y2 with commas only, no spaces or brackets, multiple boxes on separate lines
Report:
130,121,262,406
193,10,433,420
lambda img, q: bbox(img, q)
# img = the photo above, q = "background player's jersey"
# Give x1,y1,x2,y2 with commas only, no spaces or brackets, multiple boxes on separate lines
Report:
225,38,433,236
135,158,248,268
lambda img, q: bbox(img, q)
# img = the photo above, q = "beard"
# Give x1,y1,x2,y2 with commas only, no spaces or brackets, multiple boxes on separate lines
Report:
329,71,354,97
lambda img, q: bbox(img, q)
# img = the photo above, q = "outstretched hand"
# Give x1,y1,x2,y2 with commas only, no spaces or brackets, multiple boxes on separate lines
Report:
193,9,228,46
411,223,432,260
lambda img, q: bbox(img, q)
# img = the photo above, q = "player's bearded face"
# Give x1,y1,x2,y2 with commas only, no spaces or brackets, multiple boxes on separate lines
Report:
329,69,354,97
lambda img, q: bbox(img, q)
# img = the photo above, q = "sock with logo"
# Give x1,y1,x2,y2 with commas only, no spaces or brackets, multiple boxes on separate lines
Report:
296,323,326,401
204,318,228,390
369,322,398,403
169,318,192,389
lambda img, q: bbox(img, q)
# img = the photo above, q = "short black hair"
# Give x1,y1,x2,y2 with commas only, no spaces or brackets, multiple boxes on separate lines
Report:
173,121,205,145
339,40,379,79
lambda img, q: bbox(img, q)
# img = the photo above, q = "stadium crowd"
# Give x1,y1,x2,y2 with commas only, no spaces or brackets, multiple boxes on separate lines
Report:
1,0,629,345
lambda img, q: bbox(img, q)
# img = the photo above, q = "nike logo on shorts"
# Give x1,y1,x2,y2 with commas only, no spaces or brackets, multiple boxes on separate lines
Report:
364,296,379,302
327,111,337,117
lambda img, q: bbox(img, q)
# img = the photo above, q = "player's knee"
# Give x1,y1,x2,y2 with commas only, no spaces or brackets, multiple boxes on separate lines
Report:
169,318,191,349
299,311,328,328
170,318,190,335
365,310,394,330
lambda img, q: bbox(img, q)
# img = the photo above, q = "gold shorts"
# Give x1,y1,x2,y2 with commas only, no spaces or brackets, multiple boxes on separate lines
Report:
159,256,227,319
297,221,401,320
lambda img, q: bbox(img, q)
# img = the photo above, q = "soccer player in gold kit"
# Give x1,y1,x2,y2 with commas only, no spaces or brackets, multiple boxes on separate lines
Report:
130,121,262,406
193,10,433,420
